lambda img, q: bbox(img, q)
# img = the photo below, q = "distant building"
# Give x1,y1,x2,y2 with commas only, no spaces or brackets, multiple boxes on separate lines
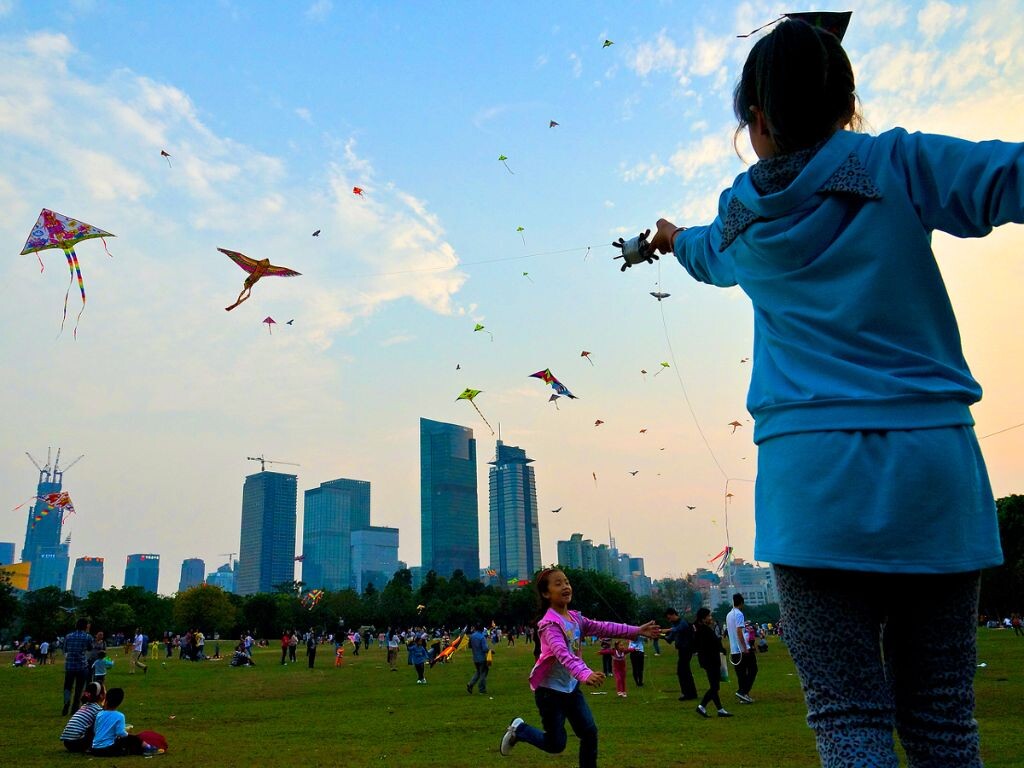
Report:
235,471,297,596
488,440,541,583
124,554,160,593
178,558,206,592
20,451,76,591
351,526,399,593
709,559,777,608
206,562,235,593
420,418,479,578
32,543,70,592
0,542,15,565
301,478,371,591
71,556,104,597
555,531,651,595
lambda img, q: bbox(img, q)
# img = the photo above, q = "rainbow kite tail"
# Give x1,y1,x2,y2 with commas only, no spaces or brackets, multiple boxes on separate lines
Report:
58,248,75,336
69,247,86,338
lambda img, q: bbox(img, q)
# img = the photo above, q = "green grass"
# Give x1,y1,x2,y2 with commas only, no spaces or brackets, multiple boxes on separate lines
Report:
1,631,1020,766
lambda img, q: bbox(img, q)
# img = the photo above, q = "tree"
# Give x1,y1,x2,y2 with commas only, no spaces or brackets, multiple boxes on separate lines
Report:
559,568,636,623
174,585,238,635
981,494,1024,616
17,586,76,640
0,572,19,644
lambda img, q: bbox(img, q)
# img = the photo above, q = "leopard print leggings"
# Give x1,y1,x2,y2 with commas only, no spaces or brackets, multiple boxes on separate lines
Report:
775,566,982,768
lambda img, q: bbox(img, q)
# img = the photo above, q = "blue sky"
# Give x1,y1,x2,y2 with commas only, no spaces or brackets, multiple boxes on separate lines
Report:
1,1,1021,594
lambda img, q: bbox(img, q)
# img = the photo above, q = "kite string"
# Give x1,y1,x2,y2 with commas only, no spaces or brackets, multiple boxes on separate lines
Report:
350,243,614,279
979,422,1024,440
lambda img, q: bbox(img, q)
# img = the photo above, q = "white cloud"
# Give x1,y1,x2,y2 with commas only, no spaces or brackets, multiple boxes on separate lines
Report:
668,133,734,182
305,0,333,22
568,52,582,78
630,31,688,84
295,107,312,123
621,155,670,184
918,0,967,42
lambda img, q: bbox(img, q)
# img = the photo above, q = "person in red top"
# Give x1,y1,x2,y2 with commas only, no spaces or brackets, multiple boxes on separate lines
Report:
599,640,630,697
280,632,290,665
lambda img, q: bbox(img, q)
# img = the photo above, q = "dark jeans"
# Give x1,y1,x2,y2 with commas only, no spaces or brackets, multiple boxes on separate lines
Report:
700,664,722,710
414,662,425,681
281,647,288,664
733,651,758,696
288,645,297,662
629,651,645,686
90,734,144,757
677,652,697,698
63,669,89,712
307,647,316,668
468,660,489,692
516,686,598,768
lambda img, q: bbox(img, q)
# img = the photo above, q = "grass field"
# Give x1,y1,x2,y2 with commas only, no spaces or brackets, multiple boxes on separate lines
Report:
1,631,1020,767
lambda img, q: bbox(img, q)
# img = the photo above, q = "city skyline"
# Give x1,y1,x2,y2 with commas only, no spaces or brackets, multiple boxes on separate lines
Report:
235,472,297,595
489,440,542,583
420,418,480,579
301,478,371,591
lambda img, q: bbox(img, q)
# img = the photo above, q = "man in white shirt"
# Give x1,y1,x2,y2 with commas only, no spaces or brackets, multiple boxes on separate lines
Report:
727,593,757,703
129,629,148,675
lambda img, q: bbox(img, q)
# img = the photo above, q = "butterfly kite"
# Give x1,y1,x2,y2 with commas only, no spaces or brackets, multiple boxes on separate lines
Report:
529,369,576,399
21,209,115,338
456,388,494,435
219,248,301,311
14,491,77,529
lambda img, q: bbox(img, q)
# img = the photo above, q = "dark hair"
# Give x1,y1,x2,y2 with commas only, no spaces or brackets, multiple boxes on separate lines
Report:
732,593,744,607
664,607,679,617
695,607,711,623
81,682,102,703
104,687,125,709
75,618,90,631
733,19,860,155
534,568,563,620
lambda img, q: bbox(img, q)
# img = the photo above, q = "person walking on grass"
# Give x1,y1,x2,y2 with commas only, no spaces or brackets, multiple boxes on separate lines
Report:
467,623,490,694
630,16,1016,765
499,568,663,767
693,608,732,719
664,608,697,700
409,636,429,684
62,618,94,716
598,640,629,698
727,594,757,704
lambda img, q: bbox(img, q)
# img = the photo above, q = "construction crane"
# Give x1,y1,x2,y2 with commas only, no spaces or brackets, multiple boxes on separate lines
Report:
246,455,300,472
26,447,84,483
219,552,237,568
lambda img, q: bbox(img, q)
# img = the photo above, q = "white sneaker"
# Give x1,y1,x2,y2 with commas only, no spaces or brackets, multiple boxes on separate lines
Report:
500,717,524,756
735,692,754,704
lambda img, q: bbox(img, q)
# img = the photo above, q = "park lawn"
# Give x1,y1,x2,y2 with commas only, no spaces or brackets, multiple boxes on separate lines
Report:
0,631,1019,767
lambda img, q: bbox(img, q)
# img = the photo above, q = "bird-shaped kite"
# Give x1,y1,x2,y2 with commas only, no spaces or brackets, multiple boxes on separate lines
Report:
456,363,461,370
220,248,301,311
498,154,514,174
686,505,696,510
160,150,172,167
312,229,321,237
473,323,493,341
287,319,294,325
549,120,559,128
650,291,671,301
516,226,526,245
530,369,576,398
580,350,594,366
21,209,115,338
263,316,276,335
603,39,614,47
728,420,743,434
353,186,365,197
456,388,494,435
654,362,670,376
549,393,560,410
594,419,604,427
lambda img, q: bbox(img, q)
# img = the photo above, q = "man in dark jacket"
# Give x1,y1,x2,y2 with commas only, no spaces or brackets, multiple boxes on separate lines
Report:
665,608,697,700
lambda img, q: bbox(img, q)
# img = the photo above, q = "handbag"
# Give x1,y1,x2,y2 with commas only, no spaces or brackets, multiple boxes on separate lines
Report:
719,653,729,682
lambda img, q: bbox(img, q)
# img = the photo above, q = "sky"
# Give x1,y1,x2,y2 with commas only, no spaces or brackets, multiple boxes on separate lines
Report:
0,0,1021,595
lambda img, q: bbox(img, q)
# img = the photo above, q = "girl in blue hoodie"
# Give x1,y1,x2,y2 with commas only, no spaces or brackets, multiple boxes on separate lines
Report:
623,16,1022,768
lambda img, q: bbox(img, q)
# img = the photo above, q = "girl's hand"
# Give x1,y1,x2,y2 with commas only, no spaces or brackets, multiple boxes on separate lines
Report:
650,218,683,255
637,620,664,639
585,670,606,687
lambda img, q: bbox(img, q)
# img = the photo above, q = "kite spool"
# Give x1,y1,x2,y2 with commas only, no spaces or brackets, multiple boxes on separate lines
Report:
613,229,657,272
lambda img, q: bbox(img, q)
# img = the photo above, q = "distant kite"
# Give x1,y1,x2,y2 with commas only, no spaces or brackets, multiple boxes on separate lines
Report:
740,357,750,363
498,154,514,174
603,39,614,48
312,230,321,237
729,421,743,433
592,471,598,485
219,248,301,311
650,292,670,301
628,470,639,476
639,428,647,434
301,589,325,610
263,316,276,335
473,323,493,341
353,186,365,197
551,507,562,514
294,555,306,562
160,150,172,167
516,226,526,245
686,505,696,510
522,271,533,283
581,350,594,366
640,369,648,381
549,120,559,128
456,388,494,435
287,319,294,325
594,419,604,427
549,393,560,410
654,362,670,376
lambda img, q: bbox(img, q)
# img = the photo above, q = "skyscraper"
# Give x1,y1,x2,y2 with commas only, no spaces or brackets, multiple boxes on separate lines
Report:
20,449,78,591
488,440,541,583
178,558,206,592
420,418,479,578
351,526,399,593
124,554,160,592
236,471,297,595
206,562,235,593
0,542,15,565
301,478,371,591
71,556,104,597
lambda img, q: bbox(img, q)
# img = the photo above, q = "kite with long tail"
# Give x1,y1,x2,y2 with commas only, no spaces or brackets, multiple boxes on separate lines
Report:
21,209,114,338
220,248,301,310
456,388,495,434
14,490,76,530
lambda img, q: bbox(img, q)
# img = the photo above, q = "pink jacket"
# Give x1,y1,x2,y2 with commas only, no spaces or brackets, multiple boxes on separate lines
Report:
528,608,640,691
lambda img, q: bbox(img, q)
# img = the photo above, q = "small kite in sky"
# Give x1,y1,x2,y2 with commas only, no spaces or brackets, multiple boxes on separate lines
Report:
654,362,670,376
603,39,614,48
581,350,594,366
263,316,276,335
287,319,294,325
639,428,647,434
529,368,577,399
516,226,526,246
220,248,301,311
640,369,647,381
551,507,562,514
592,471,598,485
21,208,115,338
457,388,494,435
686,505,696,510
294,555,305,562
549,120,559,128
522,271,533,283
301,589,325,610
549,393,560,410
473,323,493,341
594,419,604,427
628,470,639,476
650,291,671,301
740,357,750,363
312,230,321,237
726,491,735,499
729,420,743,434
160,150,172,167
353,186,365,197
456,363,461,370
498,154,514,174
